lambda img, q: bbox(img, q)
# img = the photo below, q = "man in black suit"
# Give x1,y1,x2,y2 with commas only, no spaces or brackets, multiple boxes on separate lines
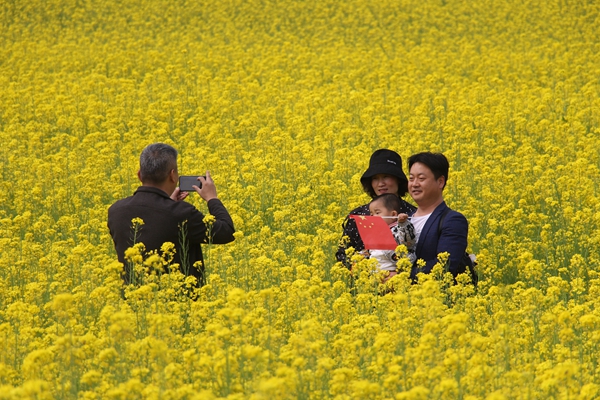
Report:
407,152,469,280
108,143,235,286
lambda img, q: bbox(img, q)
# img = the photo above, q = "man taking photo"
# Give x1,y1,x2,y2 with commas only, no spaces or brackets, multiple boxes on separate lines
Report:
108,143,235,286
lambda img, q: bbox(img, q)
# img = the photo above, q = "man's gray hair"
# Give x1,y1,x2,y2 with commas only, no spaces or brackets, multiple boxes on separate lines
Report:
139,143,178,184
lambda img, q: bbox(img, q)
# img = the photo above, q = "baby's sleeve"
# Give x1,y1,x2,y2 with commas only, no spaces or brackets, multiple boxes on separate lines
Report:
396,221,417,250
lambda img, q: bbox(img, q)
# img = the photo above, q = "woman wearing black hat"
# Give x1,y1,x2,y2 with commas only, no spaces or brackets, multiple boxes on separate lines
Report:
335,149,416,267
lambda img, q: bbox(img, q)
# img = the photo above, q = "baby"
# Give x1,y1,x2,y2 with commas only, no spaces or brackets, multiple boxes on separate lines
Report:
368,193,417,278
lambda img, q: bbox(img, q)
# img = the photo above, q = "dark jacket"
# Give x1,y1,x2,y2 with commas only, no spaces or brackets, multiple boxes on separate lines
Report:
411,201,468,280
336,199,416,267
107,186,235,285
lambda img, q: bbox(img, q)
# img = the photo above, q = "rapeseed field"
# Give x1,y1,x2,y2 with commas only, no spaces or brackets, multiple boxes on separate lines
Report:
2,0,600,398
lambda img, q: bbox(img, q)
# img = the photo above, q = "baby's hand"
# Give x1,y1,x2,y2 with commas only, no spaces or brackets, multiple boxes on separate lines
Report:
397,213,409,223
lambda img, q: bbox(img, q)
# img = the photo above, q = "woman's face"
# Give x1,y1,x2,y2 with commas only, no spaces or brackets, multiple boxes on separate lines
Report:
371,174,399,196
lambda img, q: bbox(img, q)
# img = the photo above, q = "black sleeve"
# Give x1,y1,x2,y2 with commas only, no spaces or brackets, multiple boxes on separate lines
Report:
186,199,235,245
206,198,235,244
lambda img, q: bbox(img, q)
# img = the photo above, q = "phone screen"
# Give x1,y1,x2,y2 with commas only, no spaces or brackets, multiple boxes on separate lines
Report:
179,176,202,191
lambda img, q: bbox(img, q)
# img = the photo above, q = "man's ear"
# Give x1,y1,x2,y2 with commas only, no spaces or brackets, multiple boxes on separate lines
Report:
438,176,446,189
137,170,143,182
169,169,178,183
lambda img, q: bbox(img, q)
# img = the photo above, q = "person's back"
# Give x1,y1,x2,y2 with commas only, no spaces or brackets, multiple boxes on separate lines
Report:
107,143,235,286
109,186,231,283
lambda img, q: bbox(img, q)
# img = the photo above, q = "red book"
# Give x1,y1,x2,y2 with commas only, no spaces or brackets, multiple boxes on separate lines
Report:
350,215,398,250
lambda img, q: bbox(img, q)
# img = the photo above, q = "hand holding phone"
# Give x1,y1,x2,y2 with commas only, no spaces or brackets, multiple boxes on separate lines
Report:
179,176,205,191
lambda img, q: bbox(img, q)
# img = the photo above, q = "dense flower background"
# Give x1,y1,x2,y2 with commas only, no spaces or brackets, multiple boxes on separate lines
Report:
2,0,600,398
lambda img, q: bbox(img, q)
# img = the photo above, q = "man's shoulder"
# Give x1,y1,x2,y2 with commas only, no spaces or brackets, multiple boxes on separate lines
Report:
108,194,136,212
108,188,199,216
434,204,468,236
438,203,467,223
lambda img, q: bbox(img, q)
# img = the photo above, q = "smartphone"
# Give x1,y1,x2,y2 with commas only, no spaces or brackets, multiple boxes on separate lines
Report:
179,176,204,191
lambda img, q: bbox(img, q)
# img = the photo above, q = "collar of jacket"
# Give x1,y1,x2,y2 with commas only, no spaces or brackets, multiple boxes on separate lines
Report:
134,185,172,199
415,201,449,254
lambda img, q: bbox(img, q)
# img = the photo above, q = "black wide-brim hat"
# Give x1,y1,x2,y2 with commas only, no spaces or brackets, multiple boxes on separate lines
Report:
360,149,408,186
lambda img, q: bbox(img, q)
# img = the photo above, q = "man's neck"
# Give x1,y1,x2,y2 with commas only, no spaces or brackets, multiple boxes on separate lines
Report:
415,197,443,216
142,182,172,196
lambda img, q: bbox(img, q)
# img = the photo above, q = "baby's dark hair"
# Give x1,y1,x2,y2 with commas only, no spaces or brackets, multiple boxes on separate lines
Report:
370,193,403,213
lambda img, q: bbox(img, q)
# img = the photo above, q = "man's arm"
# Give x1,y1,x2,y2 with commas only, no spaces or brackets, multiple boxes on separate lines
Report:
429,211,468,276
189,171,235,244
206,198,235,243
